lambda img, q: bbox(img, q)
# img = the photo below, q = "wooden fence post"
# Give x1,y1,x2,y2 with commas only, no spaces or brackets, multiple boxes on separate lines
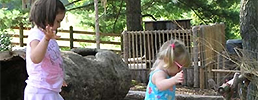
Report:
69,26,74,49
217,52,223,85
122,31,128,65
19,23,24,47
120,33,123,55
192,26,199,88
199,25,206,89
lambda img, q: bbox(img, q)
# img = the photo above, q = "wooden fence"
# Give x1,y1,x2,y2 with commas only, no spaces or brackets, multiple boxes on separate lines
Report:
10,25,122,53
193,23,226,89
123,29,193,85
11,23,234,89
123,23,227,89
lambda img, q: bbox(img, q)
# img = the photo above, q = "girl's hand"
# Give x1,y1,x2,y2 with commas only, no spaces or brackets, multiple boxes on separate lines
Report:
62,80,68,87
173,71,184,84
40,25,60,41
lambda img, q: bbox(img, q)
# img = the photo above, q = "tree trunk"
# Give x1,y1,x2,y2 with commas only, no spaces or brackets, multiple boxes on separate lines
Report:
94,0,100,49
240,0,258,99
125,0,144,57
126,0,143,31
22,0,27,9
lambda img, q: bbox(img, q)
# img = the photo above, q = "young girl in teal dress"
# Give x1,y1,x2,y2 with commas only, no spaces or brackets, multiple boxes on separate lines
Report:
144,39,191,100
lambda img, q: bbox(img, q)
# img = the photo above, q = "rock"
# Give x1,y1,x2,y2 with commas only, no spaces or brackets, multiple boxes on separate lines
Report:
61,48,131,100
0,48,131,100
208,78,219,91
0,50,27,100
124,90,224,100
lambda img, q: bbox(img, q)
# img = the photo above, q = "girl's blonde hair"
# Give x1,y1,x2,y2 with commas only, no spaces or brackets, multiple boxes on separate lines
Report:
152,39,191,70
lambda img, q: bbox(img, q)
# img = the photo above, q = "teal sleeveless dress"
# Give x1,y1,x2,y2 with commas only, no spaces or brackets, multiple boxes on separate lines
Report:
144,69,176,100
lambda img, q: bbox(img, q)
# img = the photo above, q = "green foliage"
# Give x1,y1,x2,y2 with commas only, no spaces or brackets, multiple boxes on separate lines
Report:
0,8,29,51
0,0,22,9
70,0,126,34
60,47,71,51
172,0,241,39
79,35,94,47
67,0,241,40
131,80,138,86
0,31,11,51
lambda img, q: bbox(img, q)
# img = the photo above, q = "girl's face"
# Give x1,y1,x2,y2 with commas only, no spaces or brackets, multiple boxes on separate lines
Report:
166,61,183,76
52,12,65,30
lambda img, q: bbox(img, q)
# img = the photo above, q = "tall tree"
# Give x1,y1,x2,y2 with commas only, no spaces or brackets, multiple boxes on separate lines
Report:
125,0,142,31
94,0,100,49
240,0,258,99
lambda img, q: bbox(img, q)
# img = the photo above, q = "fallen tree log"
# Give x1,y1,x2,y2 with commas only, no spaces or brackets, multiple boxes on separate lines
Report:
0,48,131,100
61,48,132,100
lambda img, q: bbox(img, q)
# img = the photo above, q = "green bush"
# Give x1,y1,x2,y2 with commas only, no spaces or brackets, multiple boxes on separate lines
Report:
0,31,12,51
0,8,29,51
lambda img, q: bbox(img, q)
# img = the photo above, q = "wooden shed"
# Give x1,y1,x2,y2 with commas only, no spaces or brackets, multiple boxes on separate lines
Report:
144,19,191,30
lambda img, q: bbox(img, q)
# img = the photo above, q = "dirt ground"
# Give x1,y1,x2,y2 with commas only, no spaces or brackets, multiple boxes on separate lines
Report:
130,83,220,96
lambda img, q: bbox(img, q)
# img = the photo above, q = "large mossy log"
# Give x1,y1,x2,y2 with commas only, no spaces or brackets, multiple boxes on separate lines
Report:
61,48,131,100
0,48,131,100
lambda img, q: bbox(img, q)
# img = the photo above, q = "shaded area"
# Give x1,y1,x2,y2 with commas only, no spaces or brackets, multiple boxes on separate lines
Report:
0,51,28,100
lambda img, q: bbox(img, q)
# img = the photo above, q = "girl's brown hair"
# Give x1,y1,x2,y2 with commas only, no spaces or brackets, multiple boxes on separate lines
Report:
29,0,66,29
152,39,191,70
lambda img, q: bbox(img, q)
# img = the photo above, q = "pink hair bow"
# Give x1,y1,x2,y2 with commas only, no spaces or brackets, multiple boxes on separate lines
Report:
170,43,175,49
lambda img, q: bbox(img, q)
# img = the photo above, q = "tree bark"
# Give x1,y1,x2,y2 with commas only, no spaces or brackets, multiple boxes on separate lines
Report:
240,0,258,99
94,0,100,49
126,0,143,31
125,0,144,58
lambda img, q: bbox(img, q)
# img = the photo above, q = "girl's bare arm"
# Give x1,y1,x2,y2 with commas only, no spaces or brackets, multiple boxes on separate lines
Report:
30,36,50,64
152,71,183,91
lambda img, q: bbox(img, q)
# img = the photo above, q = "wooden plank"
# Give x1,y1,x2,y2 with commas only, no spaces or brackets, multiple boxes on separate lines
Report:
139,31,143,69
186,67,194,87
144,32,147,69
151,32,154,64
135,32,139,69
11,36,121,45
132,33,135,69
122,31,128,64
19,23,24,47
199,25,206,89
192,26,199,88
56,38,121,45
10,34,28,38
12,26,121,37
11,26,31,30
69,26,74,49
147,31,152,68
154,31,158,56
128,31,131,62
58,30,121,37
11,42,26,46
206,26,213,81
211,69,241,73
217,53,222,85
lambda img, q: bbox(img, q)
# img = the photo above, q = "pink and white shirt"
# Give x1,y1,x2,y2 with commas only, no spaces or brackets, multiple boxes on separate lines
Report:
26,27,64,92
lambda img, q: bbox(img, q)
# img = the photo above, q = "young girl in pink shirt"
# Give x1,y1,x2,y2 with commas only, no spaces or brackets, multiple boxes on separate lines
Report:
24,0,67,100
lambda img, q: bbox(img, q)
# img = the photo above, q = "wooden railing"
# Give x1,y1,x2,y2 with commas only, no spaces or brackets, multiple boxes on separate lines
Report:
11,25,122,53
122,23,227,89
